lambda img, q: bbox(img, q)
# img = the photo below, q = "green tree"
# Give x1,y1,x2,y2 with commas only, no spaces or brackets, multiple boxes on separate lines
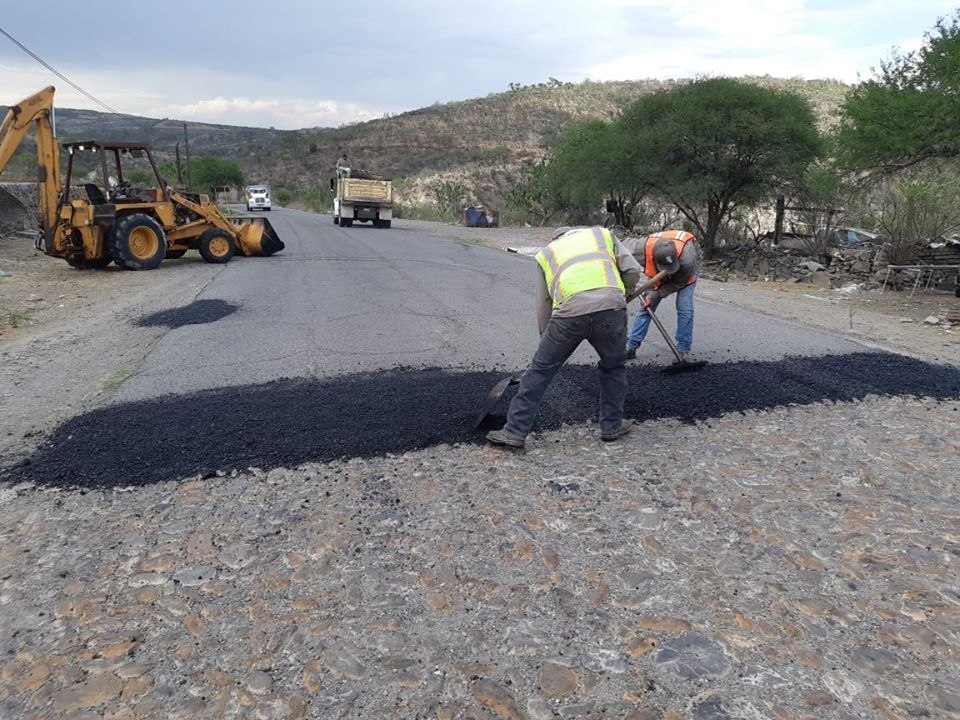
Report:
837,11,960,175
543,119,615,217
617,78,822,253
187,156,244,194
522,119,647,227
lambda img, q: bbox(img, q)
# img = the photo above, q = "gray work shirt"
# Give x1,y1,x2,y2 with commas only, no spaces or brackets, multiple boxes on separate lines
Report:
535,235,642,334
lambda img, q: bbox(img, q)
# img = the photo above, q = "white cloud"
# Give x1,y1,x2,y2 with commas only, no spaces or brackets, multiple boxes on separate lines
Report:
159,96,386,129
0,64,387,130
577,0,956,84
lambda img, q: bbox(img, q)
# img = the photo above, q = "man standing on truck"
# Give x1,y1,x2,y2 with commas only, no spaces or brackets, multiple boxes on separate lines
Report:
486,226,642,449
336,153,350,176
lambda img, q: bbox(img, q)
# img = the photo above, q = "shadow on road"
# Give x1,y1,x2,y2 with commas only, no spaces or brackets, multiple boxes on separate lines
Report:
6,352,959,488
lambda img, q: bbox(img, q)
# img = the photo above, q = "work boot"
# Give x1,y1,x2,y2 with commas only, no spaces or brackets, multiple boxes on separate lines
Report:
601,424,632,442
486,428,525,449
676,351,691,364
625,344,638,360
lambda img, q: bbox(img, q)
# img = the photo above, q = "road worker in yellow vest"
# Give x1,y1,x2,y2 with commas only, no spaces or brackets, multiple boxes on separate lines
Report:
625,230,701,362
486,226,643,449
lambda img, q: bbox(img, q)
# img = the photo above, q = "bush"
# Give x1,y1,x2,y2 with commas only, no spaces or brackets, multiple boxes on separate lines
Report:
869,175,960,264
431,181,468,220
394,202,444,221
299,187,331,213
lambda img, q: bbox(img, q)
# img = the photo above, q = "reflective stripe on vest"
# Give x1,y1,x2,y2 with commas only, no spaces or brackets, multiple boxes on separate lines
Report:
643,230,698,287
536,227,624,307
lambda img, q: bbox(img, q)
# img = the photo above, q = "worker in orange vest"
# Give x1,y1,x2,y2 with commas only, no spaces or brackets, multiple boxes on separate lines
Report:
626,231,701,361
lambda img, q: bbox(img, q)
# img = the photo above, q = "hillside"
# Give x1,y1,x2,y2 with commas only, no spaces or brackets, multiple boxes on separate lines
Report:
2,76,850,210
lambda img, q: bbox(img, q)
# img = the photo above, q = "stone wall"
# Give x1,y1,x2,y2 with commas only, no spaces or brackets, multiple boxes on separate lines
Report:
703,244,887,288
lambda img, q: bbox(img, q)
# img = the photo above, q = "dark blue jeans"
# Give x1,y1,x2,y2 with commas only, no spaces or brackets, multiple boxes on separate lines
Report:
505,308,628,438
627,281,696,351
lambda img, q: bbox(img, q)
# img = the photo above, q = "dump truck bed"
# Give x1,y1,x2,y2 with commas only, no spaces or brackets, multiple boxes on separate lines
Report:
342,178,392,204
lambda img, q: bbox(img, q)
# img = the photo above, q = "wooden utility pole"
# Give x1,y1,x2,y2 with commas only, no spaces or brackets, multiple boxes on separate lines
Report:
183,123,191,190
774,195,785,244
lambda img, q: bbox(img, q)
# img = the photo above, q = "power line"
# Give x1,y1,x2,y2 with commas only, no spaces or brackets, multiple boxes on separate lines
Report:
0,25,120,114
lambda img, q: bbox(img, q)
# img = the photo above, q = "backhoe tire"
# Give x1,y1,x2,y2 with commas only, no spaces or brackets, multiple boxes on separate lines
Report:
380,220,391,229
333,215,339,225
342,218,353,228
165,249,187,259
109,214,166,271
198,229,236,264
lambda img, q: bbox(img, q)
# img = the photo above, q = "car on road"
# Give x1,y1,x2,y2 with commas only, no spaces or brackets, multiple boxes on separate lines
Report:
246,186,272,212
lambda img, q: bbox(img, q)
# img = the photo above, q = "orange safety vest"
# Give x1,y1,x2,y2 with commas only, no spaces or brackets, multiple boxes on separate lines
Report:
643,230,698,287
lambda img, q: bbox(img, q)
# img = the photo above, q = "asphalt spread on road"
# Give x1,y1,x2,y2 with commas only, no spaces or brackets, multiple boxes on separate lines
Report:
5,351,959,488
136,299,240,328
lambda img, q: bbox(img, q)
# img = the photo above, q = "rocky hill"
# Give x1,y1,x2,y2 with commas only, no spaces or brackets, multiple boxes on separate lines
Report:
3,76,849,210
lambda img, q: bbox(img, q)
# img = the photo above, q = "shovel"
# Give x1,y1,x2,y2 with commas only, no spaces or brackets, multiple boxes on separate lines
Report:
474,276,701,428
643,304,708,374
474,374,521,430
627,272,706,373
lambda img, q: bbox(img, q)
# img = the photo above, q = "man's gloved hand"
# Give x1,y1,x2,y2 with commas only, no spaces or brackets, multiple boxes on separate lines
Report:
640,291,657,309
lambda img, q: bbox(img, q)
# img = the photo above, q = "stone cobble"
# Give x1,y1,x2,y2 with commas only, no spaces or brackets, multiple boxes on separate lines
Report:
1,395,958,719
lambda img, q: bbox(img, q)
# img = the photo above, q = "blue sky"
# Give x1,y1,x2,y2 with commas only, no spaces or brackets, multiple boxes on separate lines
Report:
1,0,957,129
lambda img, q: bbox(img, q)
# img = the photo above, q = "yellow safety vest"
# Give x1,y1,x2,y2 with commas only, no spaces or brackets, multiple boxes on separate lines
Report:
536,227,625,307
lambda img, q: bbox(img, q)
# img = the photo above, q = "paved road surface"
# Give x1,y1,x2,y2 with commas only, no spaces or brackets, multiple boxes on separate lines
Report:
115,209,868,403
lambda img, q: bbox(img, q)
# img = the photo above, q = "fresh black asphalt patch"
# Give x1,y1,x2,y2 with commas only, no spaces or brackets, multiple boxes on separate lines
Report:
136,299,239,328
6,351,960,489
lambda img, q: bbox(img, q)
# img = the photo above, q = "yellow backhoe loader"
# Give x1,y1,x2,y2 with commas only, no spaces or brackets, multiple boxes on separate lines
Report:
0,86,283,269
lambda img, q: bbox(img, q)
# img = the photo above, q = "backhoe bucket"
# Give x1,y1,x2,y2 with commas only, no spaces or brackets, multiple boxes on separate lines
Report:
235,216,285,256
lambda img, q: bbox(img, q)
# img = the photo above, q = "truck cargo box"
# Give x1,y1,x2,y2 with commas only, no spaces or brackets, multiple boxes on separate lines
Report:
342,178,392,204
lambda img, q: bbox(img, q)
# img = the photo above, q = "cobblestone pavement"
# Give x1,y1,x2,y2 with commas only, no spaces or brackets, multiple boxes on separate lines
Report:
1,394,958,719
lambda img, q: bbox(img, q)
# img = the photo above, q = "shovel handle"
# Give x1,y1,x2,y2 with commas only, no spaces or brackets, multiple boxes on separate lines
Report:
625,269,668,304
644,305,685,364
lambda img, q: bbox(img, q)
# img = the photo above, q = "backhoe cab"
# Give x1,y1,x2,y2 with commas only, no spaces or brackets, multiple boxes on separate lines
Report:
0,86,284,270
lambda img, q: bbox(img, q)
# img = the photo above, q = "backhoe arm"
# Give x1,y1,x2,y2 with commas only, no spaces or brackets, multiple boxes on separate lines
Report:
0,86,61,245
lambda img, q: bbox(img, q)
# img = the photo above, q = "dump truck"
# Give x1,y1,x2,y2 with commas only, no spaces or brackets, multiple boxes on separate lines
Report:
0,86,284,270
330,164,392,228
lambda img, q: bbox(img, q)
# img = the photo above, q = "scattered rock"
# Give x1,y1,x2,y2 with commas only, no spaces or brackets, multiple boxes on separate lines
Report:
538,662,579,698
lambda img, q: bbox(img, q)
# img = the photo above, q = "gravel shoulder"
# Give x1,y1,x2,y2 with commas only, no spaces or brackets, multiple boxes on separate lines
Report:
1,221,959,719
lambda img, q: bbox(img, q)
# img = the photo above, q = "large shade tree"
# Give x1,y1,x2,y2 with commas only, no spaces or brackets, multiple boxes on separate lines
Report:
189,156,244,195
837,11,960,175
543,119,644,226
616,78,822,253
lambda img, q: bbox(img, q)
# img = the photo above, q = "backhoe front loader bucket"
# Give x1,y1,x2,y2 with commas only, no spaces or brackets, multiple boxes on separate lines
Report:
235,216,285,256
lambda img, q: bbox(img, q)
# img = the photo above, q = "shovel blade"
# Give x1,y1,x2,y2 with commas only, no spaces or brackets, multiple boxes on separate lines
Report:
474,375,520,430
